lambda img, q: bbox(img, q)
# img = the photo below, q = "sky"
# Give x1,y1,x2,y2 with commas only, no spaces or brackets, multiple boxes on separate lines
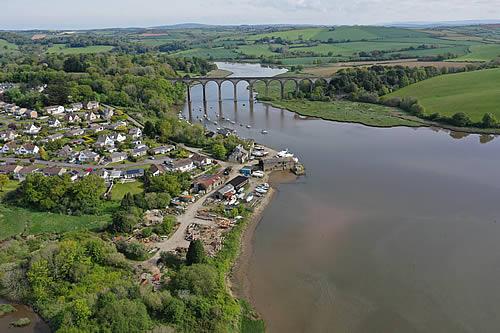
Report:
1,0,500,30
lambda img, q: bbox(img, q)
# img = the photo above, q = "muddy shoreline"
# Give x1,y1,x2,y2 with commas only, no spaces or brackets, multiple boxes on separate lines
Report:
229,171,298,309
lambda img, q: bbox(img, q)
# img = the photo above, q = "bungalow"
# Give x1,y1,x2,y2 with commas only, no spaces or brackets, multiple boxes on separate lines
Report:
228,145,249,164
0,142,17,154
45,133,64,142
89,123,105,132
123,168,145,179
129,127,142,139
191,153,213,167
41,166,66,177
193,174,224,193
67,102,83,112
0,131,17,141
78,150,100,163
44,105,65,115
64,113,81,123
101,108,114,119
150,164,166,176
109,169,122,180
70,138,85,146
95,135,115,148
83,112,99,122
109,133,127,143
107,121,127,130
25,124,41,135
85,101,100,110
109,152,128,163
131,144,148,157
0,164,23,175
57,145,74,158
16,143,39,155
48,118,62,128
165,158,196,173
150,145,174,155
66,128,85,137
14,166,39,181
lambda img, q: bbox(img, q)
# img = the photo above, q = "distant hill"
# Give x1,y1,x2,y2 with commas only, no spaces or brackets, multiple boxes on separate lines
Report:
387,19,500,28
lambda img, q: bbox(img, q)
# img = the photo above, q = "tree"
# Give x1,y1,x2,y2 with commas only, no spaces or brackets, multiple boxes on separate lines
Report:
186,240,206,266
451,112,471,127
96,296,152,333
481,113,497,128
143,120,157,138
0,174,9,191
211,143,227,160
38,147,49,161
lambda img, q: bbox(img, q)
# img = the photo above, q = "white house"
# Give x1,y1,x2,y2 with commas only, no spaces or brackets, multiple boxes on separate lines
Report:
64,113,81,123
0,131,17,141
16,143,39,155
101,108,114,119
128,127,142,139
78,150,100,163
44,105,65,115
109,133,127,143
89,123,105,132
0,142,17,154
45,133,64,142
67,102,83,112
84,112,99,122
86,101,100,110
25,124,41,135
48,118,62,128
131,144,148,157
95,135,115,148
65,128,85,137
150,145,175,155
109,152,127,163
165,158,196,173
191,153,213,167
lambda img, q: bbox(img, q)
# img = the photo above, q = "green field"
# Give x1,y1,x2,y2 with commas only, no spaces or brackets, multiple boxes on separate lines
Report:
110,181,144,201
263,99,424,127
173,47,240,59
0,39,18,53
46,44,114,54
451,44,500,62
386,68,500,122
0,204,112,240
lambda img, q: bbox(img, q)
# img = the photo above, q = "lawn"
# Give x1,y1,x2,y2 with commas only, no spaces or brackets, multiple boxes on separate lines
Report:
0,39,18,53
0,180,20,199
46,44,114,54
451,44,500,62
110,181,144,201
386,68,500,122
0,204,112,240
262,99,424,127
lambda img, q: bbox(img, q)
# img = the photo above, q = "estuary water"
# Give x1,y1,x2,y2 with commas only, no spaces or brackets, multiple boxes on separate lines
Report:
183,62,500,333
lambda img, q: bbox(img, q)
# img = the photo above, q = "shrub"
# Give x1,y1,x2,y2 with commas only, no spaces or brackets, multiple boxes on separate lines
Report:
450,112,471,127
115,240,148,261
481,113,497,128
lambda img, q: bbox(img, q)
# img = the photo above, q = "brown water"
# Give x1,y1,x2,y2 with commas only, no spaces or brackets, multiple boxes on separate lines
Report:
183,63,500,333
0,300,50,333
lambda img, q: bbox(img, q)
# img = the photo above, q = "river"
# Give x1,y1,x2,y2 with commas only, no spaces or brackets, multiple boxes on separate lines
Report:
182,62,500,333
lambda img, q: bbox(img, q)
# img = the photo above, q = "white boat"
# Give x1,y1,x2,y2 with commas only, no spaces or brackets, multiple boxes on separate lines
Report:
246,125,251,129
252,151,269,157
255,187,267,194
246,194,254,202
277,149,294,158
261,130,268,134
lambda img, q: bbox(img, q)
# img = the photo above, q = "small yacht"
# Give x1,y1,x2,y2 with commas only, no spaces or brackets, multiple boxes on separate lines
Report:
261,130,268,134
246,125,251,129
277,149,294,158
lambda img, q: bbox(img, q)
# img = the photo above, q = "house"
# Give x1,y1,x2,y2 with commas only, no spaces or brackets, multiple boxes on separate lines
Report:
150,145,174,155
0,142,17,154
84,112,98,122
228,145,249,164
48,118,62,128
67,102,83,112
165,158,196,173
41,166,66,177
227,175,249,191
128,127,142,139
78,150,100,163
44,105,65,115
45,133,64,142
193,174,224,193
26,110,38,119
0,164,23,175
0,131,17,141
107,121,127,130
101,108,114,119
131,144,148,157
215,184,235,199
25,124,41,135
85,101,100,110
65,128,85,137
70,138,85,146
93,169,110,180
259,157,296,172
89,123,105,132
95,135,115,148
150,164,167,176
109,152,128,163
191,153,213,167
64,113,81,123
16,143,39,155
14,166,39,181
109,169,122,180
109,133,127,143
123,168,145,179
57,145,74,159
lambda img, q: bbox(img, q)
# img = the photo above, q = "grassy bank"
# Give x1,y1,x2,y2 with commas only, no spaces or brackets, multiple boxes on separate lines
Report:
386,68,500,122
260,99,425,128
